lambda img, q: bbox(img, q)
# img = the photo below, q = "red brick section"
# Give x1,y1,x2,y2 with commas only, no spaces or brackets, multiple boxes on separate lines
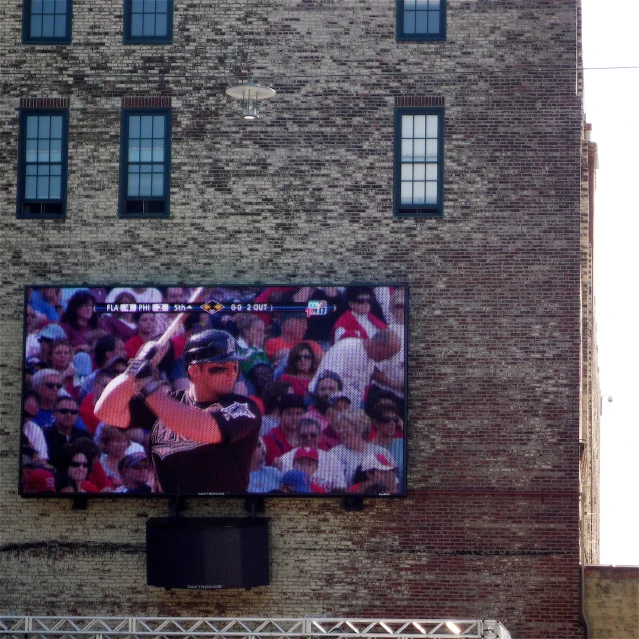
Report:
19,97,70,109
585,566,639,580
121,96,172,108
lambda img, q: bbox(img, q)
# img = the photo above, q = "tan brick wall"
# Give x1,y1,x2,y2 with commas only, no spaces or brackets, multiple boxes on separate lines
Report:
584,566,639,639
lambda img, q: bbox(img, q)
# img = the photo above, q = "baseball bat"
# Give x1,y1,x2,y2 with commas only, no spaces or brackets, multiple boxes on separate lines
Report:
150,286,206,366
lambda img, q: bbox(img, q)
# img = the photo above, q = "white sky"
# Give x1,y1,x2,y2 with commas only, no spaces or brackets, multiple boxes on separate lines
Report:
582,0,639,565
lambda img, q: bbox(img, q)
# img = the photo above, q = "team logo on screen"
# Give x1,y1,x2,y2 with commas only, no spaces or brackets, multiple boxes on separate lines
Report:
220,402,256,422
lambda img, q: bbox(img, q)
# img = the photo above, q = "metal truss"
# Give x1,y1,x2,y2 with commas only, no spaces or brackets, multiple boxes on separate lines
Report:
0,618,511,639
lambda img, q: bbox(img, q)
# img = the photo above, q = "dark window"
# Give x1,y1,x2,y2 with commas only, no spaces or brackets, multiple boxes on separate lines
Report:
120,108,171,217
396,0,446,41
23,0,72,44
17,109,69,218
123,0,173,43
394,108,444,217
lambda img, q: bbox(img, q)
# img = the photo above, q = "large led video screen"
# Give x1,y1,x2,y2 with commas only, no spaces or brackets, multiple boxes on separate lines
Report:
21,285,407,497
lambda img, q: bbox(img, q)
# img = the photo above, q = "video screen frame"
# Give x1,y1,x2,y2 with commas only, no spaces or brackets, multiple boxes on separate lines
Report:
20,284,408,498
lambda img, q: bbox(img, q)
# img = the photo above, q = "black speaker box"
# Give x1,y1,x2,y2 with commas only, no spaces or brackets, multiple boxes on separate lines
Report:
146,517,270,590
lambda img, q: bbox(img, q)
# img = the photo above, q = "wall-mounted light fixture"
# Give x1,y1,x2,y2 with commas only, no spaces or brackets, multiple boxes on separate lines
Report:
225,80,276,120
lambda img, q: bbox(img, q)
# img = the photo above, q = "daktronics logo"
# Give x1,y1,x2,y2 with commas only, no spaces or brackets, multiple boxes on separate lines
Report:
187,584,223,590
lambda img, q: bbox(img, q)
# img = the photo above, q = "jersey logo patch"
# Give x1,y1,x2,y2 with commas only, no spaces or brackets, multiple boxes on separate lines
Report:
220,401,255,421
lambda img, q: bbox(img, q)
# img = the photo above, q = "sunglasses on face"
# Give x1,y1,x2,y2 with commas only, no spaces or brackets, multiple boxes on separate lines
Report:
69,461,88,468
44,382,63,389
297,353,313,360
56,408,78,415
299,432,319,439
355,298,371,304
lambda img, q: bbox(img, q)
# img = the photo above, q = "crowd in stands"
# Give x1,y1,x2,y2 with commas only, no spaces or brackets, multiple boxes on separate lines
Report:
21,285,406,496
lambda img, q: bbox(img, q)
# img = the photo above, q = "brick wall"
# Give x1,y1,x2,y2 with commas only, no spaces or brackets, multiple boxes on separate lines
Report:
0,1,593,638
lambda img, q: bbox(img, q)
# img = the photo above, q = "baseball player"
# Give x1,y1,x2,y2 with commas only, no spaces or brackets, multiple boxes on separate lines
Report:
95,329,261,494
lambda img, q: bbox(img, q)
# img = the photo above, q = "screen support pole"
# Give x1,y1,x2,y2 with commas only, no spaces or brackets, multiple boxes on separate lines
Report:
72,495,88,511
244,497,265,518
168,496,186,518
342,496,365,511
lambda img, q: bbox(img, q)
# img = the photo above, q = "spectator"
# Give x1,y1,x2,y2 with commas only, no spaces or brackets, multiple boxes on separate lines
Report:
331,287,387,342
24,304,47,358
279,469,313,494
306,371,343,430
79,334,127,398
124,311,159,360
29,287,62,322
71,437,113,492
31,368,65,428
43,396,91,472
290,447,326,493
115,453,152,493
276,418,346,491
259,380,295,436
22,392,49,462
368,288,406,415
322,392,352,449
348,453,400,495
130,287,163,304
49,339,77,395
23,467,57,493
235,313,267,364
248,438,283,493
263,394,306,465
326,408,387,487
56,441,99,493
368,403,404,485
98,425,145,489
265,315,314,366
279,341,319,397
100,290,138,342
35,324,68,368
60,290,100,352
310,330,401,407
241,357,274,415
79,369,119,435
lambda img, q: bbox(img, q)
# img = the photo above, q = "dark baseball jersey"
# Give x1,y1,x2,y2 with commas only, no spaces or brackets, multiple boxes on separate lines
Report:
133,390,261,494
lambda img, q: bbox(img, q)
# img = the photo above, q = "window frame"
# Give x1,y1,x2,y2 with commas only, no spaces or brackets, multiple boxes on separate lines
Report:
119,107,172,219
393,107,445,218
17,108,69,219
396,0,446,42
22,0,72,45
123,0,174,44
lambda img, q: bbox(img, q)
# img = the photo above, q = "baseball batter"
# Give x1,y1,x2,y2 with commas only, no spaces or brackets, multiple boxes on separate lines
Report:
95,329,261,494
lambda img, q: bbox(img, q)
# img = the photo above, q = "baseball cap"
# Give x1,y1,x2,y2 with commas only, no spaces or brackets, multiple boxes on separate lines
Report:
361,453,398,472
280,469,312,494
118,452,149,473
183,329,243,367
278,393,306,412
39,324,67,342
24,468,56,493
294,447,319,462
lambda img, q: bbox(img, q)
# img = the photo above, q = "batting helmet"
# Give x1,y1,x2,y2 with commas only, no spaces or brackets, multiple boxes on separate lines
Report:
183,329,242,368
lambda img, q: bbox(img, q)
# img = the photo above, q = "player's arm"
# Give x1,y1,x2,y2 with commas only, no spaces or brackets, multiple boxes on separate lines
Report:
95,339,167,429
143,391,224,444
94,373,136,428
